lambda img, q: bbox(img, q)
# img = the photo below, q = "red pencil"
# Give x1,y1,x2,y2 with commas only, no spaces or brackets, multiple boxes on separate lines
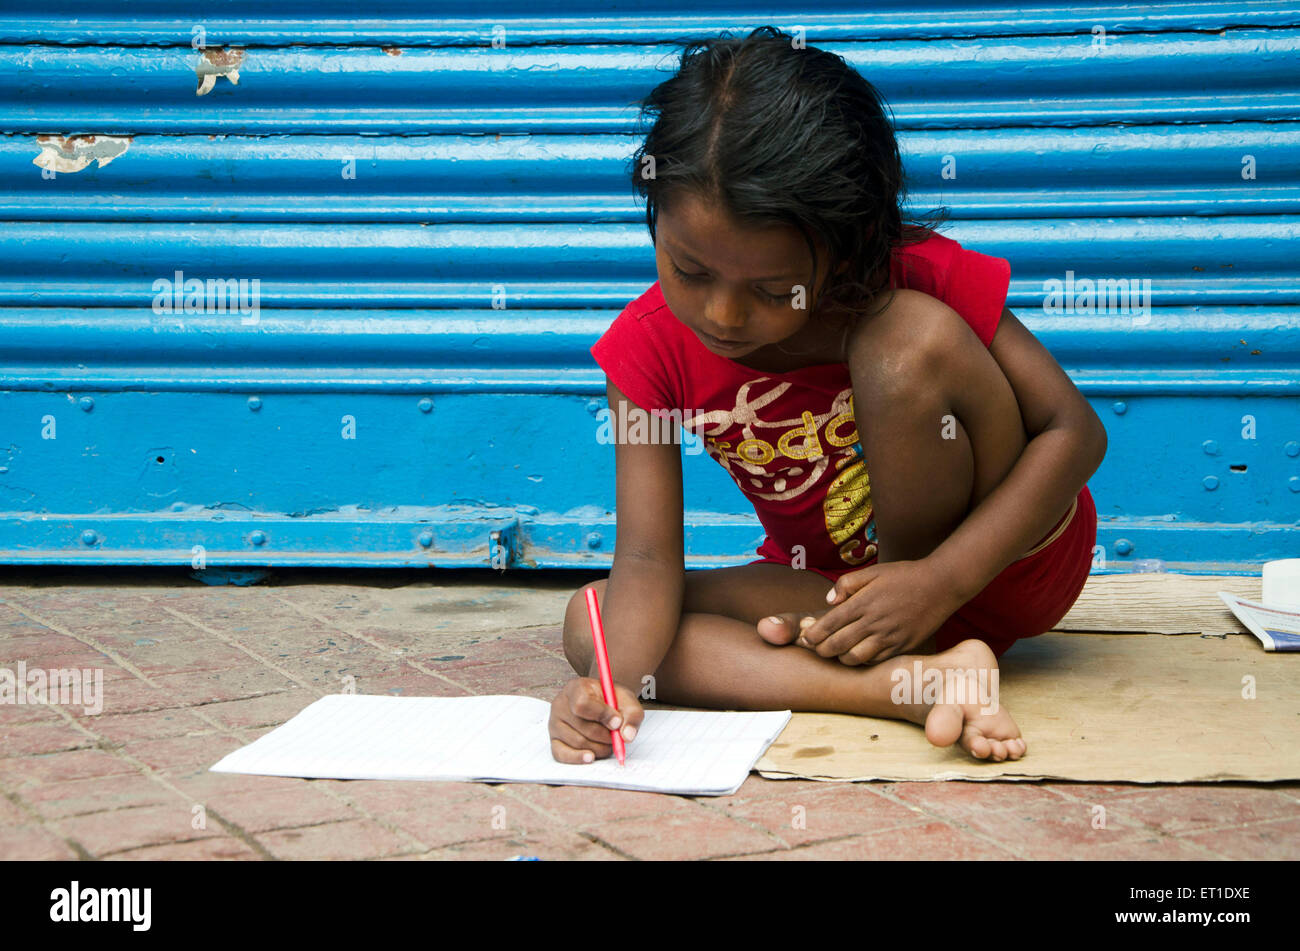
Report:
584,587,626,765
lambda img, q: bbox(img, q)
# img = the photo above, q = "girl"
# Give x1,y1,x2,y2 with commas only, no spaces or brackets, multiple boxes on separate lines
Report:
549,26,1105,764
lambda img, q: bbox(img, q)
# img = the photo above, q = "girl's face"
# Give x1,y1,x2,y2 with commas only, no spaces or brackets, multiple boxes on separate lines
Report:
654,191,843,362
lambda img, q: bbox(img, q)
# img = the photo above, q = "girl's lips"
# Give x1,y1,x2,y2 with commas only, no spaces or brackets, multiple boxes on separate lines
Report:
700,330,748,350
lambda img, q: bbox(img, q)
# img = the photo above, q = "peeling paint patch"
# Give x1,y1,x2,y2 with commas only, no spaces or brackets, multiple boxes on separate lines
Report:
197,47,245,96
382,46,402,56
33,134,132,173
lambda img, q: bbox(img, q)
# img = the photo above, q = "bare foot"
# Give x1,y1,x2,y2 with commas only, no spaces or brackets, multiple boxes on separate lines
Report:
885,639,1026,762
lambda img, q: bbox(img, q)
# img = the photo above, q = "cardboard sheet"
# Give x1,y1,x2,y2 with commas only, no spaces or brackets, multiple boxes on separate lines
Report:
756,630,1299,783
1055,572,1260,635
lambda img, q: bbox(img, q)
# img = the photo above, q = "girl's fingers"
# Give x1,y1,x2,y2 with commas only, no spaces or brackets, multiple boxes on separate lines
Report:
838,637,888,666
570,685,623,729
548,717,608,753
568,709,623,746
827,565,880,604
814,618,877,658
550,737,597,764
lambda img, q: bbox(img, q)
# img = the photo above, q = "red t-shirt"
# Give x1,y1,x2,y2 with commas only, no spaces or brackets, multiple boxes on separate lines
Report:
589,231,1012,576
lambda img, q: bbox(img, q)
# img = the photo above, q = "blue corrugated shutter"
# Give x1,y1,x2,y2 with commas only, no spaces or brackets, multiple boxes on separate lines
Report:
1,3,1297,572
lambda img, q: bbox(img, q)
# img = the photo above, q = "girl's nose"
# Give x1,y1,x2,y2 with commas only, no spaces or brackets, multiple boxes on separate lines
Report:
703,290,748,333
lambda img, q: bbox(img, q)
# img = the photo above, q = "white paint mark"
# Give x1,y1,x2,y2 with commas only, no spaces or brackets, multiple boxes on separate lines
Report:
197,47,245,96
32,134,132,173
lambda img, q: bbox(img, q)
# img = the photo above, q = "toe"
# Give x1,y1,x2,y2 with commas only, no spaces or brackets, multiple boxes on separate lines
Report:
987,739,1007,762
962,726,991,759
757,614,800,646
924,704,964,747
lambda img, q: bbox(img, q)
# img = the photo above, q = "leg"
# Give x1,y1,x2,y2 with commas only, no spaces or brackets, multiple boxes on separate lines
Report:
562,564,1024,760
844,290,1029,564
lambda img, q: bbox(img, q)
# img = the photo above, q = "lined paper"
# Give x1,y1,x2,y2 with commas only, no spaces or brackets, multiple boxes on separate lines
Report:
210,694,792,796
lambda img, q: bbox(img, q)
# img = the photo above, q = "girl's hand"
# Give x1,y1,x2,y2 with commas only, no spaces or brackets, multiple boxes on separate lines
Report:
796,560,961,666
548,677,643,764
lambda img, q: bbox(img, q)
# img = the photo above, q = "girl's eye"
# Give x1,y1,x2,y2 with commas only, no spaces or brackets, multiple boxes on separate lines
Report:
670,261,706,283
672,261,792,304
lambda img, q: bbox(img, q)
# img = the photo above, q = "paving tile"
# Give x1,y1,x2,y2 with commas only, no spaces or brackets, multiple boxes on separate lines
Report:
717,781,930,847
887,779,1073,822
0,793,30,824
441,656,575,696
1040,782,1157,801
40,619,220,655
286,646,397,677
410,637,554,670
203,786,360,834
515,626,567,657
0,589,167,617
0,823,81,859
956,796,1177,859
0,748,141,789
350,671,472,697
507,783,706,827
342,626,457,653
311,778,486,816
0,697,65,726
0,652,133,686
76,676,180,716
70,708,214,745
0,629,117,659
106,836,263,860
1101,785,1300,836
711,774,828,807
1179,816,1300,860
422,829,623,861
723,821,1020,860
59,801,223,857
383,799,553,849
189,690,322,730
15,770,177,820
0,719,96,756
119,732,246,772
104,638,254,676
258,818,414,860
1083,835,1226,860
584,802,782,860
146,666,300,705
159,765,317,802
0,609,62,637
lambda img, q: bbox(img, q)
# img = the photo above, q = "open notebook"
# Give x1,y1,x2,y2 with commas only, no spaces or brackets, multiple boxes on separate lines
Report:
210,694,792,796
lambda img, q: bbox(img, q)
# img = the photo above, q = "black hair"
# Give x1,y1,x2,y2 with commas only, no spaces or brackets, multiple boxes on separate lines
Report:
628,25,946,326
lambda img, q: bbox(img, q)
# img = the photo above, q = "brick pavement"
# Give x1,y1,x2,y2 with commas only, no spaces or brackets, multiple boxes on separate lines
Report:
1,566,1296,861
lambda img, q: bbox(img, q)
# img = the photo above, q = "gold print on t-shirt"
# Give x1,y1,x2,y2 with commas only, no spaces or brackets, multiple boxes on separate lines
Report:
824,448,877,566
686,379,859,502
685,377,878,567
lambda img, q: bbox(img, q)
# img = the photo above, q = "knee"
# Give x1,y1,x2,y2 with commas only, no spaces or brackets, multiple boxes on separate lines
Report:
845,290,967,407
562,580,605,674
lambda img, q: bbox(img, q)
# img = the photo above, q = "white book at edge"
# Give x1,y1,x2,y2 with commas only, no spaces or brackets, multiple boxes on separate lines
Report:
210,694,792,796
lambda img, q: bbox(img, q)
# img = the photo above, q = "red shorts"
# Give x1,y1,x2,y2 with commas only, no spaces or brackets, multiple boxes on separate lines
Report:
749,485,1097,659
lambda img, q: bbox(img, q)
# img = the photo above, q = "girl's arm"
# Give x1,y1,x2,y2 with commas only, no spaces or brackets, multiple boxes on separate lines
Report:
594,379,687,688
